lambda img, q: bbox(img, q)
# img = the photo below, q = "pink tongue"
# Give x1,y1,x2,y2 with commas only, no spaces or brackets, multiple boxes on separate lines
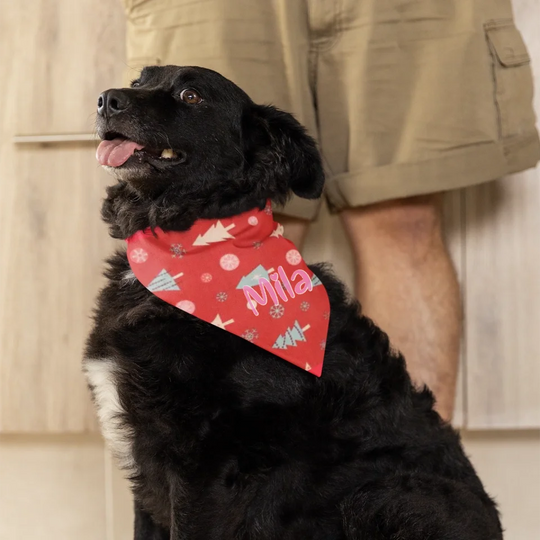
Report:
96,138,144,167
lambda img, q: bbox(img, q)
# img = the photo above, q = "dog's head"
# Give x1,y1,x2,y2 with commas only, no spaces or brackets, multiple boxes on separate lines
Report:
95,66,324,238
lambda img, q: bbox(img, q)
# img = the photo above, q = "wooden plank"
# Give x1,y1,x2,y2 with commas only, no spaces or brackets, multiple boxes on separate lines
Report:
464,170,540,428
461,431,540,540
14,134,98,144
464,0,540,429
106,451,135,540
0,144,117,432
0,0,125,431
13,0,126,135
0,434,107,539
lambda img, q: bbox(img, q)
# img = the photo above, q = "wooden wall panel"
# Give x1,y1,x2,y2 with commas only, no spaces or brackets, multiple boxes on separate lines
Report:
464,171,540,428
0,145,116,432
0,435,107,540
464,1,540,428
0,0,537,436
106,450,135,540
13,0,126,136
462,430,540,540
0,0,125,432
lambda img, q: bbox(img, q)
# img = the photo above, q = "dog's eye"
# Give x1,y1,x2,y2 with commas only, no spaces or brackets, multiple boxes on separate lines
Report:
131,79,141,88
180,89,202,104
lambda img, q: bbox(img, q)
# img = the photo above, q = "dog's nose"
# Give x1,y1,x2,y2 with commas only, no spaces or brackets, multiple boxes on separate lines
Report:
97,90,130,118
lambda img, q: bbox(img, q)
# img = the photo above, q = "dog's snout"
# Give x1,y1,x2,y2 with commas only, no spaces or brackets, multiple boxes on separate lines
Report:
97,90,130,118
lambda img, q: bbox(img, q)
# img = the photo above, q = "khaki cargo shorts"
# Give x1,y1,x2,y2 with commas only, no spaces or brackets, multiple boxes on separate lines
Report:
122,0,540,220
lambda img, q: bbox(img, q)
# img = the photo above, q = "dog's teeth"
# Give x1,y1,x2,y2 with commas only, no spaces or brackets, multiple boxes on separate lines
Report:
160,149,177,159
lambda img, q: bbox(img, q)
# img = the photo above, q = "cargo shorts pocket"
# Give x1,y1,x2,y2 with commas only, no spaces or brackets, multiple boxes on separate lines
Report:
485,20,536,140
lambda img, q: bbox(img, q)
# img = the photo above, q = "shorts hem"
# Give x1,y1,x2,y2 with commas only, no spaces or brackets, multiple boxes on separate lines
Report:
325,133,540,210
273,197,322,221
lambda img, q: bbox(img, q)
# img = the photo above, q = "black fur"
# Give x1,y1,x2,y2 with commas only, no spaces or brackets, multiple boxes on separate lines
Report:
85,66,503,539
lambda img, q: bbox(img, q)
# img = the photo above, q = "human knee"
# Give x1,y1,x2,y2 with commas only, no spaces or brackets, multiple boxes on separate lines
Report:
348,194,443,246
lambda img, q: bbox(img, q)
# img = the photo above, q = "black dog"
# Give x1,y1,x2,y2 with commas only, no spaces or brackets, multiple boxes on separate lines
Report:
85,66,502,540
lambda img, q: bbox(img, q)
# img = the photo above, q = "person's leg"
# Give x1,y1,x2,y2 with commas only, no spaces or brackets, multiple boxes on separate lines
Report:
279,215,310,249
314,0,538,422
340,194,461,421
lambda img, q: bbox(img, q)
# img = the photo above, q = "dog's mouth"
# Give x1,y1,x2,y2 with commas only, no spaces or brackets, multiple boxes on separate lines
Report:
96,132,184,168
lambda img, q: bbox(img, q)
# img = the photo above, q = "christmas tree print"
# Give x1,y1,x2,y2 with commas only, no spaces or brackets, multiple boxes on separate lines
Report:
270,223,284,238
147,269,184,292
311,275,323,287
192,221,235,246
211,314,235,330
272,321,310,350
236,265,274,289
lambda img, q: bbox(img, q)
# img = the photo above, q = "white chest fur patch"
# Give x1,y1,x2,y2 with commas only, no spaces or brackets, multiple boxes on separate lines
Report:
84,359,135,471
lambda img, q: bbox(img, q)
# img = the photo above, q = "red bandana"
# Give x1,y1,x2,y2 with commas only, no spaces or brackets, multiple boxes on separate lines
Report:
126,201,330,376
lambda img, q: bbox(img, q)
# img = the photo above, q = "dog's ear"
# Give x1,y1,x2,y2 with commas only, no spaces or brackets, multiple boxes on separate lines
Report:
242,105,325,200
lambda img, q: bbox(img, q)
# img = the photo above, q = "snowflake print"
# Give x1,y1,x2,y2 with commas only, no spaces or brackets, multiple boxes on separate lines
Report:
129,248,148,264
300,301,310,312
170,244,186,258
320,340,327,350
220,253,240,271
242,328,259,342
176,300,196,314
323,311,331,320
264,204,272,215
201,273,212,283
248,216,259,226
253,241,263,250
269,304,285,319
216,292,228,302
285,249,302,266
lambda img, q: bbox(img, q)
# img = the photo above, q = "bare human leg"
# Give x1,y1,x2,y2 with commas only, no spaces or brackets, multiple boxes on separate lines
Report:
340,195,461,421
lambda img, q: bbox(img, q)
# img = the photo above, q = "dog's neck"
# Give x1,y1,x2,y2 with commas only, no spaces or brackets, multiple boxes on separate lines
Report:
101,181,273,239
